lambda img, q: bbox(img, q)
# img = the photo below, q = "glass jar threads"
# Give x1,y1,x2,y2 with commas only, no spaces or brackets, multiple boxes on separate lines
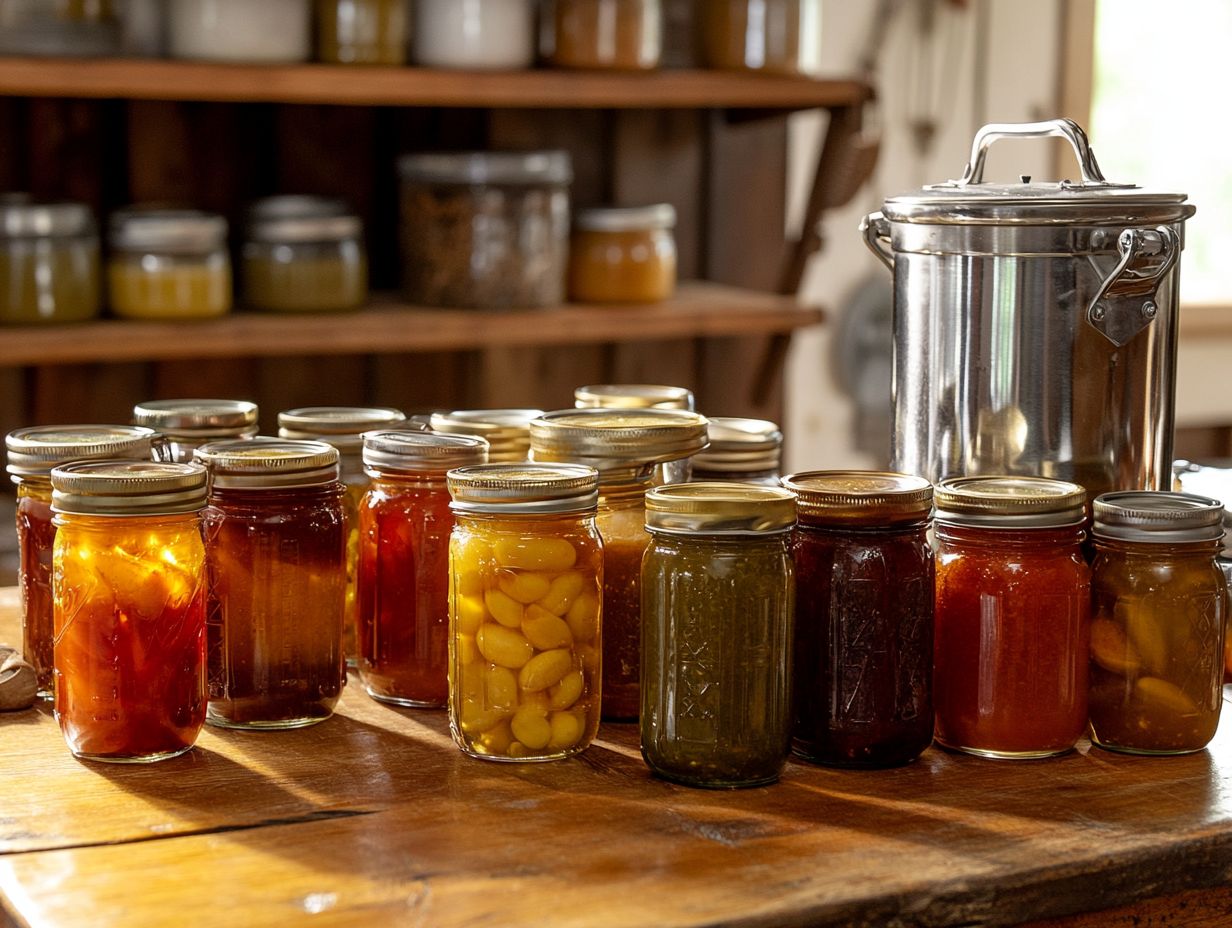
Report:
358,430,489,707
133,399,259,464
107,208,231,320
698,0,820,74
50,461,208,763
398,151,572,309
6,424,157,698
0,197,100,325
641,483,796,787
429,409,544,463
541,0,662,70
446,463,604,761
195,438,347,729
168,0,311,62
568,204,677,304
412,0,535,69
1088,492,1227,755
242,196,368,313
317,0,408,64
782,471,934,768
933,476,1091,759
692,417,783,486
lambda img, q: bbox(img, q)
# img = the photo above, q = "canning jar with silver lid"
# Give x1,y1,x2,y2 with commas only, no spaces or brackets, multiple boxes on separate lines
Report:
108,207,231,320
133,399,259,463
691,417,783,486
429,409,543,463
0,196,100,325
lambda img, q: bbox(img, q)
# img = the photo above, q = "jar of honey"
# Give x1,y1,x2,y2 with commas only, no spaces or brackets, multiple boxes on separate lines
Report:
50,460,208,762
540,0,662,70
1088,491,1227,755
446,463,604,761
316,0,408,64
6,424,157,698
933,476,1090,759
107,208,231,320
195,438,347,729
358,430,489,707
428,409,544,463
698,0,819,74
782,471,934,768
133,399,259,464
0,197,101,325
568,204,676,304
692,417,783,487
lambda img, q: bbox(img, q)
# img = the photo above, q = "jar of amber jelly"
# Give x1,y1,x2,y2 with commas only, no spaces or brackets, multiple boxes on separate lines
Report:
530,408,708,720
1088,491,1227,755
108,208,232,320
699,0,819,75
6,424,156,698
429,409,544,463
641,483,796,787
195,438,347,729
782,471,934,768
50,461,208,762
540,0,662,70
692,417,783,487
933,476,1090,759
568,204,676,304
133,399,259,464
358,430,489,707
446,463,604,761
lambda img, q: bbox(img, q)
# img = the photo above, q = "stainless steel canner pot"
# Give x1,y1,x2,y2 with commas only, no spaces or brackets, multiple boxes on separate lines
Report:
861,118,1195,501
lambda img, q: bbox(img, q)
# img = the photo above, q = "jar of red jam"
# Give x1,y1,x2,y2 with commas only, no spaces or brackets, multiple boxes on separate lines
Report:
357,430,489,707
933,476,1090,759
782,471,935,768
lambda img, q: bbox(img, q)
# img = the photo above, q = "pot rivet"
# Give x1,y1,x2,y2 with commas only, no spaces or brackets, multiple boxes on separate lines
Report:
1091,302,1108,322
1142,300,1158,320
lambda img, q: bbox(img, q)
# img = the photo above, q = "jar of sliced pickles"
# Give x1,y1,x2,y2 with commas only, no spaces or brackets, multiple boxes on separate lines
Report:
133,399,259,464
195,438,347,729
6,424,157,698
316,0,408,64
698,0,819,74
569,204,676,304
429,409,544,463
358,430,489,707
1088,491,1227,755
641,483,795,787
541,0,662,70
446,463,604,761
530,407,708,720
108,208,231,320
692,417,782,487
0,197,100,325
51,460,208,763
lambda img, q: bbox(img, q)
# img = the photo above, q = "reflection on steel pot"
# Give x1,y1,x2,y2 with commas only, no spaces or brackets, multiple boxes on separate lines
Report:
862,118,1195,501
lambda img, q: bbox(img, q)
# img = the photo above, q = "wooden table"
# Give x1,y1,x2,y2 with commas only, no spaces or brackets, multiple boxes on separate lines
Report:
2,586,1230,928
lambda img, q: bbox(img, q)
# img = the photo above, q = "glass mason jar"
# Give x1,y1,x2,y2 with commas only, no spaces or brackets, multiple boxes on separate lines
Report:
133,398,259,464
568,204,677,304
357,430,489,707
446,463,604,761
530,407,708,719
573,384,697,485
641,483,795,787
50,460,208,763
107,208,231,320
398,151,572,309
242,196,368,313
316,0,408,64
412,0,535,68
429,408,544,463
1088,491,1227,755
195,438,347,729
540,0,662,70
933,476,1091,759
168,0,311,62
692,417,783,487
698,0,820,74
6,424,156,698
0,197,100,324
782,470,934,768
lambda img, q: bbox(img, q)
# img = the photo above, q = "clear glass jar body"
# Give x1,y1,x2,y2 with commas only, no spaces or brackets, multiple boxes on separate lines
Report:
596,487,650,719
1089,538,1226,754
791,520,934,767
641,531,794,787
567,226,676,304
449,510,603,760
168,0,311,62
412,0,535,68
316,0,407,64
698,0,817,74
541,0,662,70
203,483,347,728
108,249,232,320
0,230,101,324
53,511,207,762
242,237,367,313
14,479,55,698
933,523,1091,758
358,469,454,706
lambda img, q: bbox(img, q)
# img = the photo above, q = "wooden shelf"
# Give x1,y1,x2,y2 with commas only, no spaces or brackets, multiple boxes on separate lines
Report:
0,282,823,366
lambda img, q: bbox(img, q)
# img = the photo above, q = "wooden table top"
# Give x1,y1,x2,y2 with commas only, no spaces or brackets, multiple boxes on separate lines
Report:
1,586,1231,928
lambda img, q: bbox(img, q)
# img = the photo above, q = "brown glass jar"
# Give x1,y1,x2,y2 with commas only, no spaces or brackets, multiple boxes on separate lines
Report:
429,409,544,463
541,0,662,70
316,0,408,64
698,0,819,74
133,399,259,464
568,204,676,304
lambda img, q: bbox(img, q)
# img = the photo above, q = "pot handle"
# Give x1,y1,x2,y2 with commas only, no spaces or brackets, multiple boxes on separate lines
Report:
956,118,1111,188
860,211,894,272
1086,226,1180,347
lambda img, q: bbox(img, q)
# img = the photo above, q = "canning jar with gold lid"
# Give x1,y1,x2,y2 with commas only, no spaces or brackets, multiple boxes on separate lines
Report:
0,196,100,325
429,409,544,463
133,399,259,464
574,382,693,410
568,204,676,304
540,0,662,70
446,462,603,762
108,207,231,320
692,417,783,486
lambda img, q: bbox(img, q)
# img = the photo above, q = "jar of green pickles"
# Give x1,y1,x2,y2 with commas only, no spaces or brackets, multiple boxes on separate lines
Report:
133,399,259,464
641,482,796,787
0,197,100,325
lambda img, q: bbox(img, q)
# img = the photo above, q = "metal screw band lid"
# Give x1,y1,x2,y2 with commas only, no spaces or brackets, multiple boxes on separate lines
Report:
398,150,573,187
51,461,207,515
574,204,676,233
935,475,1087,528
429,409,542,463
6,425,156,479
530,408,708,469
363,430,489,473
645,482,796,535
278,406,408,455
109,208,228,254
692,417,783,474
782,470,933,525
573,384,694,411
195,438,339,489
246,195,362,244
0,196,94,238
1093,491,1224,543
447,463,599,515
133,399,259,441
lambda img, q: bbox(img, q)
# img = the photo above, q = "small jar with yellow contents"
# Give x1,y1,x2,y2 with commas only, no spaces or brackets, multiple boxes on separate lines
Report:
108,208,232,320
446,463,604,761
0,197,101,325
568,204,676,304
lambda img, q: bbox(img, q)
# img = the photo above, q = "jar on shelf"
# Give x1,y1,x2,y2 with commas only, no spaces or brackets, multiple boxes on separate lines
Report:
316,0,408,65
1088,491,1227,755
0,197,100,325
529,407,708,720
412,0,535,69
0,0,120,56
195,438,347,729
698,0,820,75
107,208,232,320
133,399,259,464
51,460,208,763
168,0,311,62
429,409,544,463
357,430,489,707
782,470,934,768
933,476,1090,759
568,204,677,304
540,0,662,70
6,424,157,699
446,463,604,761
398,150,572,310
691,417,782,486
242,196,368,313
641,482,795,787
118,0,164,57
